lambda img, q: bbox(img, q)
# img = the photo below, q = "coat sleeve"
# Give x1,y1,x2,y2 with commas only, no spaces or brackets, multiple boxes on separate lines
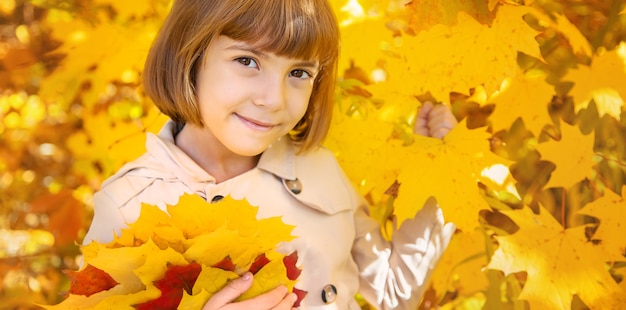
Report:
351,195,456,309
81,170,160,245
81,189,129,245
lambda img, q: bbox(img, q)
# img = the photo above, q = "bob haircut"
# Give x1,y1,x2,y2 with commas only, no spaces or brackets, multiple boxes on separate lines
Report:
143,0,340,152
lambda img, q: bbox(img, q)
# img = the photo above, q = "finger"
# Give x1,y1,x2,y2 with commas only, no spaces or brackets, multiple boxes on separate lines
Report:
202,273,254,309
414,120,430,136
417,101,434,119
414,101,434,135
430,127,451,139
270,292,298,310
427,104,456,124
427,115,456,138
227,285,291,309
427,105,457,138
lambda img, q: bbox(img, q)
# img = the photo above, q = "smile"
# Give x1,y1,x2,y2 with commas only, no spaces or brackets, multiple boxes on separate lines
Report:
235,114,275,131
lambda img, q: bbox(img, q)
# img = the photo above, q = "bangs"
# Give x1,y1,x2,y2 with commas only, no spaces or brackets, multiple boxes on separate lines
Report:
220,0,338,65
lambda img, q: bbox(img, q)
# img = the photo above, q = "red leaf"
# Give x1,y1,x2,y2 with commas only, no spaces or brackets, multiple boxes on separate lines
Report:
212,256,236,272
283,252,301,280
292,287,308,307
135,262,202,310
65,264,118,297
248,254,270,275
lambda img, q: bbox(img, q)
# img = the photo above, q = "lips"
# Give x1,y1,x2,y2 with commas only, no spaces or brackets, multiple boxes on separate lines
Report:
235,113,275,131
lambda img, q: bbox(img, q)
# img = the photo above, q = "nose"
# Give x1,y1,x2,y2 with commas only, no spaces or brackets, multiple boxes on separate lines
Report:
254,74,286,110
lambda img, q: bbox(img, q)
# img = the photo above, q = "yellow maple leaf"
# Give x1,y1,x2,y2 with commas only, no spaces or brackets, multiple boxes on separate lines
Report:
535,122,596,189
487,205,626,309
184,228,276,269
179,268,238,308
488,69,555,135
578,186,626,262
324,101,398,196
385,4,542,101
238,258,295,301
191,267,239,298
564,43,626,121
405,0,492,33
394,120,510,231
337,15,394,78
169,194,294,247
430,229,489,297
365,81,425,127
111,203,186,251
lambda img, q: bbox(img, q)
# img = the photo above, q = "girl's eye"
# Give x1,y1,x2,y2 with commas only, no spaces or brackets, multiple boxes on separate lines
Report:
236,57,258,68
291,69,312,79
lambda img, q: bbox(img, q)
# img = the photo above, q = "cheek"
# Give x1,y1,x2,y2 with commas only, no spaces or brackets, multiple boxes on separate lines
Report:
294,88,314,116
291,98,311,125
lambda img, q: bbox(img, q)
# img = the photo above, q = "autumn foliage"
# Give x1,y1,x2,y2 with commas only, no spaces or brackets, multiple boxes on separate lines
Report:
1,0,626,309
44,194,303,309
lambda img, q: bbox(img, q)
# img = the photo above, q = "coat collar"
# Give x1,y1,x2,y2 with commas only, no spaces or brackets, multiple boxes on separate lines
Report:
146,120,298,183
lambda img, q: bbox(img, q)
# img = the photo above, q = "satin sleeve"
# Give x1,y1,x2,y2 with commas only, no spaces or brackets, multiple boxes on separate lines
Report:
352,196,456,309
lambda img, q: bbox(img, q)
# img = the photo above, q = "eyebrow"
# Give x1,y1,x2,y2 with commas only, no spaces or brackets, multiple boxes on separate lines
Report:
226,43,319,70
226,43,265,56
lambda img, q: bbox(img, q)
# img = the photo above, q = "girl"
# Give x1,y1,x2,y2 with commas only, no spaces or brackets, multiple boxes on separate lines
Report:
83,0,458,309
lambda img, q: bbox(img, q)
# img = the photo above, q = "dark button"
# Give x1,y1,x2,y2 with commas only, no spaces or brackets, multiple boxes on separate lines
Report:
284,178,302,194
211,195,224,203
321,284,337,304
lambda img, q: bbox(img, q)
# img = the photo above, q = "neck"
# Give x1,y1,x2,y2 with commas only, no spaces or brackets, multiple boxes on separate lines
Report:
175,123,259,183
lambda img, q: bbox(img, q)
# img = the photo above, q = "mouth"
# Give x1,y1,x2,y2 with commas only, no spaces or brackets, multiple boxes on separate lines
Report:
235,114,276,131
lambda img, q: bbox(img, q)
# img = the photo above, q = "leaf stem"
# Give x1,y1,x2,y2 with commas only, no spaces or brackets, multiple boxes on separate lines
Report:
561,188,566,228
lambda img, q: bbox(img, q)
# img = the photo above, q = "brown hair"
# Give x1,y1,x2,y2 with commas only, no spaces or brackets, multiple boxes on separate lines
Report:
143,0,340,152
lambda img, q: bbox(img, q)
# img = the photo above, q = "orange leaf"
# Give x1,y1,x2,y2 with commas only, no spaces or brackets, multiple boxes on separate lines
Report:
65,264,118,297
30,189,84,246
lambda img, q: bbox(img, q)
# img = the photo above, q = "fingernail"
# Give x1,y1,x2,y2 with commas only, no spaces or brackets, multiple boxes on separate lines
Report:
242,272,252,281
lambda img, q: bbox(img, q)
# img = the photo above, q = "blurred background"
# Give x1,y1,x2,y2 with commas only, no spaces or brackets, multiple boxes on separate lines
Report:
1,0,625,309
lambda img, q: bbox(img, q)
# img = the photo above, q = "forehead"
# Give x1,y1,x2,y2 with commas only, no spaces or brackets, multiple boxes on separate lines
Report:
217,36,320,64
216,1,336,64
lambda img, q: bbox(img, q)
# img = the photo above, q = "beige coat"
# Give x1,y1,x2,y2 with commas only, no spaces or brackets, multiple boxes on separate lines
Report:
83,121,454,310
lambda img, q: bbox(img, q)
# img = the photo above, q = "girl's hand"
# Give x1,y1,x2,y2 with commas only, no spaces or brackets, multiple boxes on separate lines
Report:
414,101,458,139
202,272,298,310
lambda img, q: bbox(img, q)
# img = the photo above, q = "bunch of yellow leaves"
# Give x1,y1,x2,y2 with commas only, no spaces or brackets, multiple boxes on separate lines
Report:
43,194,305,309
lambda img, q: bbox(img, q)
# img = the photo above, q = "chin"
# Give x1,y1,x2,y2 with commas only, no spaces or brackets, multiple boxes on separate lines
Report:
229,144,269,157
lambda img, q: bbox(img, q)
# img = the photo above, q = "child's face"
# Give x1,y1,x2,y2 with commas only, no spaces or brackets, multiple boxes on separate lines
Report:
195,36,319,156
